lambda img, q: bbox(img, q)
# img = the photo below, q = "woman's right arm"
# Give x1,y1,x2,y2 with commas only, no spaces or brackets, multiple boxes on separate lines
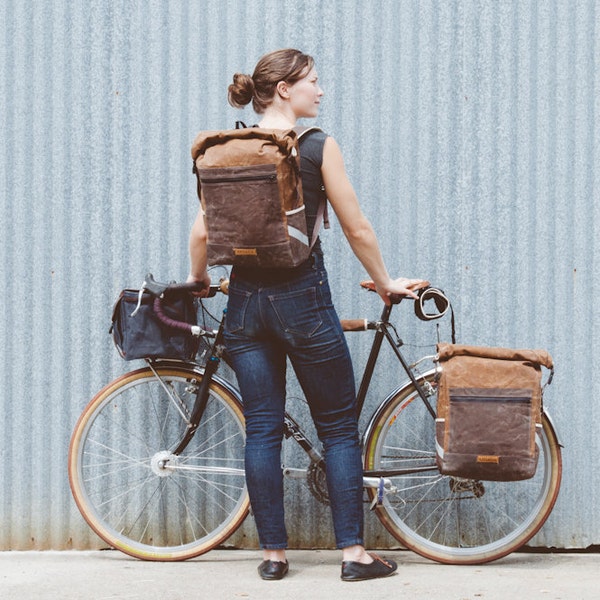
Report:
187,207,211,289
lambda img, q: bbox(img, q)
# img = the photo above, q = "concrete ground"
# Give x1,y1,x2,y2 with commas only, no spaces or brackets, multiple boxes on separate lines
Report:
0,548,597,600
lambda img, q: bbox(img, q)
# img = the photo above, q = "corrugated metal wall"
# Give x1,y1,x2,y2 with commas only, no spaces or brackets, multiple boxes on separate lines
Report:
1,0,598,550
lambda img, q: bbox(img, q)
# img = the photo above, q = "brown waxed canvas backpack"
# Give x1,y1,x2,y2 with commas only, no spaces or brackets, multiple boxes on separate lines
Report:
191,126,326,269
435,343,554,481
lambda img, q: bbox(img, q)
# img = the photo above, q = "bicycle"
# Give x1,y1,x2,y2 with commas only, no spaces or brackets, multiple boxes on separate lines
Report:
68,274,562,565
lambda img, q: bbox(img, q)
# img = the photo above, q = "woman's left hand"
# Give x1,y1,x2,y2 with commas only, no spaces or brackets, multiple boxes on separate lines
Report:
378,278,428,305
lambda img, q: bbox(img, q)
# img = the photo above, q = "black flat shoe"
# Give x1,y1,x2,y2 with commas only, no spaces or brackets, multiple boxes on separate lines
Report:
258,559,289,580
341,554,397,582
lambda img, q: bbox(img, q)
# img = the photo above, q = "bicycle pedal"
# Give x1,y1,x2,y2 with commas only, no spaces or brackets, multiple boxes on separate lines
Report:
369,478,386,510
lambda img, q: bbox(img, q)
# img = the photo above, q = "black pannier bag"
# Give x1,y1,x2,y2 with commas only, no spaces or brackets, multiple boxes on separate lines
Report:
111,289,199,361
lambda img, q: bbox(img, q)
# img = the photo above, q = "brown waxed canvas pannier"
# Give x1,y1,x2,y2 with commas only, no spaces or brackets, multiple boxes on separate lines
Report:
191,127,325,269
435,343,554,481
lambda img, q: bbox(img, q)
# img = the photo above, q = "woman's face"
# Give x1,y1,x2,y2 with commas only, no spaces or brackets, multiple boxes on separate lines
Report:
287,67,323,118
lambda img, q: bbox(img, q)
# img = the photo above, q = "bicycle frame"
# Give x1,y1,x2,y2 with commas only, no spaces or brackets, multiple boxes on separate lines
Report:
354,302,436,419
71,277,563,564
156,294,441,490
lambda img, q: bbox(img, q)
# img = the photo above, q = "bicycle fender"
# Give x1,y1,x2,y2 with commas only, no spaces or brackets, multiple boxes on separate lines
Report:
541,407,564,448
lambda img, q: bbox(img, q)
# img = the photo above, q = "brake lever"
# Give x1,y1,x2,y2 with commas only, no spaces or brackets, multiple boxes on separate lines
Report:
131,274,169,318
130,285,146,317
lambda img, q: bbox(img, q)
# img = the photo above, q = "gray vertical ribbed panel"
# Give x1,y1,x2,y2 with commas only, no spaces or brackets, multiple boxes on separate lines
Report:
1,0,597,550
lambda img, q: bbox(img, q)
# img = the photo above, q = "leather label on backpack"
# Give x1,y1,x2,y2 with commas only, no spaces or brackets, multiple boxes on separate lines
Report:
234,248,258,256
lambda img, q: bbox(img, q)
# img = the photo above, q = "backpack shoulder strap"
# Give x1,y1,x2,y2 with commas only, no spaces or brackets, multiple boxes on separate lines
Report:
294,125,322,140
294,127,330,244
310,193,329,249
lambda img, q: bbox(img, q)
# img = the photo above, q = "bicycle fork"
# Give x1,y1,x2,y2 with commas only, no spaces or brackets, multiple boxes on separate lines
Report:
170,319,227,457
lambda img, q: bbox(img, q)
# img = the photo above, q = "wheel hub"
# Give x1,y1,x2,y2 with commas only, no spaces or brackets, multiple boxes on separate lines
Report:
150,451,179,477
449,477,485,498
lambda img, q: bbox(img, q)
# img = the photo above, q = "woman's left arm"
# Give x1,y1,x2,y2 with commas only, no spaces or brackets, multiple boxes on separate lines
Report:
321,137,423,303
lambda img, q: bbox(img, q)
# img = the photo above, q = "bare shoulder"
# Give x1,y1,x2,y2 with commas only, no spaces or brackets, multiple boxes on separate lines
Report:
323,135,341,153
322,136,346,170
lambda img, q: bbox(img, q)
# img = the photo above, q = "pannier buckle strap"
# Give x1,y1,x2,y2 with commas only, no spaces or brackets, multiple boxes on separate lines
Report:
542,366,555,392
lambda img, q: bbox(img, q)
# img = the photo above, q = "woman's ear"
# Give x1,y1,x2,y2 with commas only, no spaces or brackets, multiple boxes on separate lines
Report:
276,81,290,99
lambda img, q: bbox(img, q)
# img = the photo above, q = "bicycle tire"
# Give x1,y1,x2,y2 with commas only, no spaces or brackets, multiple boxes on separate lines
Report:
68,364,249,561
363,370,562,565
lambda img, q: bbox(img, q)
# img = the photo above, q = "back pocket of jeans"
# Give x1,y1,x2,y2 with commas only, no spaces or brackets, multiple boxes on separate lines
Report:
269,287,322,337
225,287,252,333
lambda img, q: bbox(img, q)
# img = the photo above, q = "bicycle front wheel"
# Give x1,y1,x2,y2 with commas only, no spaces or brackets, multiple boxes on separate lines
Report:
364,371,562,564
69,364,249,561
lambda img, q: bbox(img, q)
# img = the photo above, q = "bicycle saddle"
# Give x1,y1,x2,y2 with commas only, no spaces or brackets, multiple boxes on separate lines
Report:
360,279,430,299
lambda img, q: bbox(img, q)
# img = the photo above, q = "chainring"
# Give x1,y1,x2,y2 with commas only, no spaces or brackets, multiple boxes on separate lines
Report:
307,460,329,505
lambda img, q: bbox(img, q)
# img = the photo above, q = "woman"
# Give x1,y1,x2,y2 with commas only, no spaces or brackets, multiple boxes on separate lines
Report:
188,49,424,581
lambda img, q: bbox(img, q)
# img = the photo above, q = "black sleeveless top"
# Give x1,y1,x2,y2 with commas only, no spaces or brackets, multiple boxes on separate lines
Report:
298,128,328,256
232,129,328,283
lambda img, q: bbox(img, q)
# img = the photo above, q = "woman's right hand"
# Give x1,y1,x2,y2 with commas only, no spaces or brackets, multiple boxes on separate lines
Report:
186,272,212,297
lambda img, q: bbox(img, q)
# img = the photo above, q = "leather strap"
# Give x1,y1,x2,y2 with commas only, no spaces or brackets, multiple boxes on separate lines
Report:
295,126,330,250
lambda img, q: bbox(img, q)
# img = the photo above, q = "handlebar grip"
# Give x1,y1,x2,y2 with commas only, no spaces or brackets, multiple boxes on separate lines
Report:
144,273,207,297
340,319,370,332
153,298,201,337
143,274,230,336
166,281,207,294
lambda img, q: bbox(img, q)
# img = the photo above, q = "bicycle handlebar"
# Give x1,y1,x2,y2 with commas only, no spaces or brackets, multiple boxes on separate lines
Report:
145,274,442,338
143,273,228,338
144,273,206,297
151,297,201,336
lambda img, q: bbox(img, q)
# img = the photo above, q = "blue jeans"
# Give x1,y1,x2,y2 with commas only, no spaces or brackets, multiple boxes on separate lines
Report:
223,254,364,550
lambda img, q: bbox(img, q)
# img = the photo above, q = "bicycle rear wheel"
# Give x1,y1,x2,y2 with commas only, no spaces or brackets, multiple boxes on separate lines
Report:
363,371,562,564
69,364,249,561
